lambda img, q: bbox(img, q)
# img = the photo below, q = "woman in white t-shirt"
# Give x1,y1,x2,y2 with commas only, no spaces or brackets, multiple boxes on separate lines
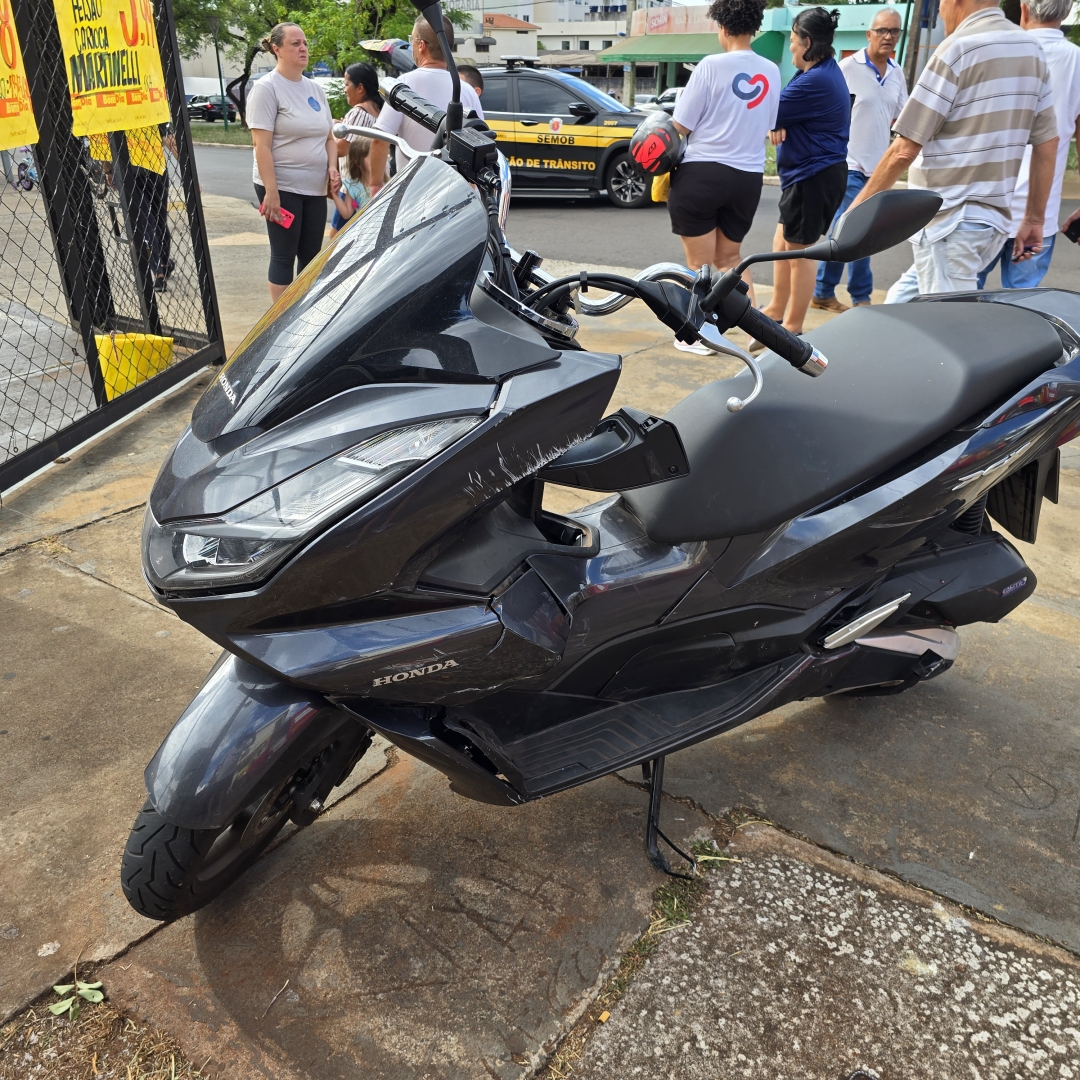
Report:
669,0,780,321
247,23,338,300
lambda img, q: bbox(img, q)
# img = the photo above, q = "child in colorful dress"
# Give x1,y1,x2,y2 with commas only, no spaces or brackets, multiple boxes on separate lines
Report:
329,138,372,236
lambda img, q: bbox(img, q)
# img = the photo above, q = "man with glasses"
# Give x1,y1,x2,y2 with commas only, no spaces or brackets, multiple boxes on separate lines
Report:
812,8,907,312
369,14,483,193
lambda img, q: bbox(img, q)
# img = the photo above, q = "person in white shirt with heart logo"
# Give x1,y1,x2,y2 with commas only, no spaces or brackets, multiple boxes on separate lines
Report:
666,0,781,353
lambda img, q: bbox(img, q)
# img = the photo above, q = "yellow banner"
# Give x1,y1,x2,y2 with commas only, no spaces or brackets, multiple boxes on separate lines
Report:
0,0,39,152
126,123,165,172
86,125,166,174
53,0,170,137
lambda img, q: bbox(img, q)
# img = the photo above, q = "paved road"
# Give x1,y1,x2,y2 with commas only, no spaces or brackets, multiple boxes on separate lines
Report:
193,143,1080,293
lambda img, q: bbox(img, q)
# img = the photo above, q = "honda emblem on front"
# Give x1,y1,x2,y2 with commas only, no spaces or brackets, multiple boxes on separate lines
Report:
372,660,459,687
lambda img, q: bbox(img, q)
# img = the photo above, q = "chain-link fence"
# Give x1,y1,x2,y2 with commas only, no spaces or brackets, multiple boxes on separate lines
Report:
1,0,223,493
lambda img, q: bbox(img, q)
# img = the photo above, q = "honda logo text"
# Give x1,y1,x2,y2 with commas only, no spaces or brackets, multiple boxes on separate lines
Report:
372,659,459,687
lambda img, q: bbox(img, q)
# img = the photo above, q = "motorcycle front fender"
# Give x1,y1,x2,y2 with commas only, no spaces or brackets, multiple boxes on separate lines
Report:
145,652,359,830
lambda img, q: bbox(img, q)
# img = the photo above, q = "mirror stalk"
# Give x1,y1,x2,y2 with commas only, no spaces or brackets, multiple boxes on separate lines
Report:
700,190,943,318
702,242,833,316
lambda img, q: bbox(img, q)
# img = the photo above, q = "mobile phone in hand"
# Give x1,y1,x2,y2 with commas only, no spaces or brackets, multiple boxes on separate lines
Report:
259,202,294,229
1063,217,1080,244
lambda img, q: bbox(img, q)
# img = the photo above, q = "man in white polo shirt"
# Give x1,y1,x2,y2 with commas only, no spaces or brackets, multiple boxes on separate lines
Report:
812,7,907,313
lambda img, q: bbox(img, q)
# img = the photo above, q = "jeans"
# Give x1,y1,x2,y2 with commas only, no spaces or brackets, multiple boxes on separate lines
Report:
911,221,1006,294
884,263,919,304
976,234,1056,290
814,171,872,304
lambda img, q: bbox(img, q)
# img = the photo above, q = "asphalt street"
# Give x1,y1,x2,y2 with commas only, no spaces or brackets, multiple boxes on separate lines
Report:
193,143,1080,292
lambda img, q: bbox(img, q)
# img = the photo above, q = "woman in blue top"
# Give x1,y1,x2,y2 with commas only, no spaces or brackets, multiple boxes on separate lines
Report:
756,7,850,347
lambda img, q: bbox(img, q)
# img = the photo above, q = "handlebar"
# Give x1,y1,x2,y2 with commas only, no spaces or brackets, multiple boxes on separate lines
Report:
511,255,698,316
736,306,827,377
385,81,447,136
331,123,433,162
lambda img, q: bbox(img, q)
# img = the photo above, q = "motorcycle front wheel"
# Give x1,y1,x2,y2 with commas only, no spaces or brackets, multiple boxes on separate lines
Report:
120,780,292,921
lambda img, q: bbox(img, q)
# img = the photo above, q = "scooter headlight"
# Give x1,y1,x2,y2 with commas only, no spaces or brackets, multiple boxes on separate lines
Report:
144,416,481,593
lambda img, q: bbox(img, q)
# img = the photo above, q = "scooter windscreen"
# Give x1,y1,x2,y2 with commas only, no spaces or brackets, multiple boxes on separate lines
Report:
191,156,534,443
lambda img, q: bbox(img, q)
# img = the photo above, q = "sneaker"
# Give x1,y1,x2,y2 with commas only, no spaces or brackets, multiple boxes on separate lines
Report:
854,299,872,307
810,295,849,313
673,338,713,355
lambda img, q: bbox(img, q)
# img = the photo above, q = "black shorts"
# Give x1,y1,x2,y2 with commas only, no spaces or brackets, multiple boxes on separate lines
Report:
668,161,763,243
778,161,848,245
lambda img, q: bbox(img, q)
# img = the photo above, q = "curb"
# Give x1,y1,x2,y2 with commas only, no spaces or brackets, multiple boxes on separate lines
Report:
190,141,251,149
763,175,909,189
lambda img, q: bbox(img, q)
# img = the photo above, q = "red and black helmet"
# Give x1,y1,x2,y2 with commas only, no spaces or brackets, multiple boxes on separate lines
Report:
629,113,685,176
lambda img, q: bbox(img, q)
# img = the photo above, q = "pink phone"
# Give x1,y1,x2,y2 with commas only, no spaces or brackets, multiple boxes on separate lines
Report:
260,203,294,228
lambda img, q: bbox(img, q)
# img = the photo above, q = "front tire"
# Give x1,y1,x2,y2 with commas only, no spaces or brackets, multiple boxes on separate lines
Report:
121,783,291,921
606,151,651,209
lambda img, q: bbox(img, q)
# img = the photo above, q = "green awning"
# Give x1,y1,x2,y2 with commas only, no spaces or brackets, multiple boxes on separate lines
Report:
595,32,779,64
594,34,722,63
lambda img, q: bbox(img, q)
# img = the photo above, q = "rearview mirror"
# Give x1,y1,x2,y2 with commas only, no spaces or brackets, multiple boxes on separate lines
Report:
568,101,595,118
808,189,943,263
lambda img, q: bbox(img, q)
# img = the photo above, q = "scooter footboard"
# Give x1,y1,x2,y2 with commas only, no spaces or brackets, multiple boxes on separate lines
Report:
145,652,363,830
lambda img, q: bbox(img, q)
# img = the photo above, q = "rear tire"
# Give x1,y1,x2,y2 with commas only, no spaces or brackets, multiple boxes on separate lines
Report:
606,151,651,208
121,784,290,921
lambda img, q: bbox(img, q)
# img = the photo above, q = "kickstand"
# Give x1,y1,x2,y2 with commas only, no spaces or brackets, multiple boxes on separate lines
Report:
641,756,696,880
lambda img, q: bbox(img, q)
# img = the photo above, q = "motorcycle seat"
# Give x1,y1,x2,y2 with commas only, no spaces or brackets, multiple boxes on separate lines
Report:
623,302,1063,543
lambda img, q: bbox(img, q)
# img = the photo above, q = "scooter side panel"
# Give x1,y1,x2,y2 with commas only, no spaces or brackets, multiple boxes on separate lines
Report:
231,605,503,696
144,653,360,830
226,572,572,704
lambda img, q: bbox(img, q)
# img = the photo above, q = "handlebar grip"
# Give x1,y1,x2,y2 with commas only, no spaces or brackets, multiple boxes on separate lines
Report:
737,305,827,377
386,83,446,135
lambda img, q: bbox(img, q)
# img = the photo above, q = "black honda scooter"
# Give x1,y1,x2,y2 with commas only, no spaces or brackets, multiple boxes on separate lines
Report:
121,2,1080,920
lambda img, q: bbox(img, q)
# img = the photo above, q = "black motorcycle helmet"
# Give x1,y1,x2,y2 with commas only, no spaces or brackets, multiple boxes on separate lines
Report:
629,113,685,176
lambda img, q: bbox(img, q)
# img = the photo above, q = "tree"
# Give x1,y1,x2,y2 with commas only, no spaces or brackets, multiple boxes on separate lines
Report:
165,0,472,123
295,0,471,73
169,0,303,124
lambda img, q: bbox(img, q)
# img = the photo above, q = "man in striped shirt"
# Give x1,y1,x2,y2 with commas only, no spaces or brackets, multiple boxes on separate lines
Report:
850,0,1058,295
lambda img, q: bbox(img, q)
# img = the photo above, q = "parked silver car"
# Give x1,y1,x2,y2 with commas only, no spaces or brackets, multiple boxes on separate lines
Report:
639,87,682,115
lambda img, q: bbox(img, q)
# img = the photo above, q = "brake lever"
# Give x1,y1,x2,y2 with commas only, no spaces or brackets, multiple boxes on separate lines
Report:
688,266,764,412
693,325,765,412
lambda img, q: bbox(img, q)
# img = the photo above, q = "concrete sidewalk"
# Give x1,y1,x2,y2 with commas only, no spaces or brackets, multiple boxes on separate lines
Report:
574,824,1080,1079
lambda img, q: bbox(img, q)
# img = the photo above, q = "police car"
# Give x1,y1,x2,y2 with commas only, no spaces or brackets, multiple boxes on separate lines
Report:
478,60,652,208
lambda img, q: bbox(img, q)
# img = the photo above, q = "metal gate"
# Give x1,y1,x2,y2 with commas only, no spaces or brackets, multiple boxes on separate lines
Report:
1,0,224,493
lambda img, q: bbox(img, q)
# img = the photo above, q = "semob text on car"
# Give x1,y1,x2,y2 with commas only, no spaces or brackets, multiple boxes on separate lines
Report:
478,58,652,208
187,94,238,123
121,0,1080,921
